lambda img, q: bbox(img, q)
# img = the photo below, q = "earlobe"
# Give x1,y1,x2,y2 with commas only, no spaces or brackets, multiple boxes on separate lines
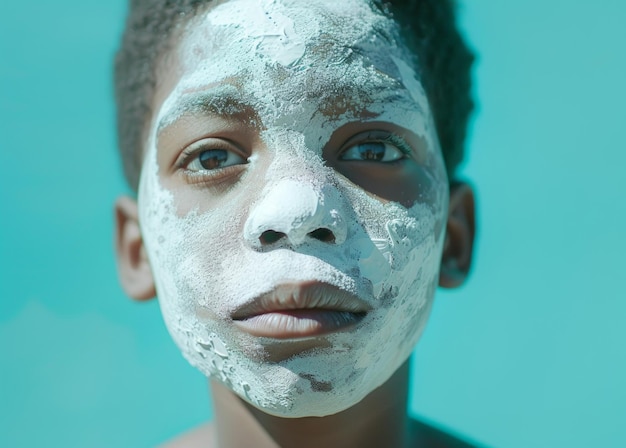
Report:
114,196,156,301
439,182,476,289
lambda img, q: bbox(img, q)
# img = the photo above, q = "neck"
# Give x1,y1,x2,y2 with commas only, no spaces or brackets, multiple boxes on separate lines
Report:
210,361,412,448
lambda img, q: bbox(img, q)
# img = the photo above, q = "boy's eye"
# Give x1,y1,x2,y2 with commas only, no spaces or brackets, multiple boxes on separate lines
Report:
337,132,412,164
174,138,249,187
340,141,405,163
193,149,244,170
185,148,247,172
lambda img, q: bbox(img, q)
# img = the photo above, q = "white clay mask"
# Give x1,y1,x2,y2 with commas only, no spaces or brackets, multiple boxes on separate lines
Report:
138,0,449,417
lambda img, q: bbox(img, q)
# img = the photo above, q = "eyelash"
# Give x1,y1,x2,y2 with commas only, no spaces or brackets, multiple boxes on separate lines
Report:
339,132,413,161
175,139,249,183
374,134,413,156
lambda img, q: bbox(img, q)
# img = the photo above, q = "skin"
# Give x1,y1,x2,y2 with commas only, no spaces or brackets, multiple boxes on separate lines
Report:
115,0,476,446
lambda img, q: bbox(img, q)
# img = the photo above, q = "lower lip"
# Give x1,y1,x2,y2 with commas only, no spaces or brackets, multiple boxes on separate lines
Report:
233,310,366,339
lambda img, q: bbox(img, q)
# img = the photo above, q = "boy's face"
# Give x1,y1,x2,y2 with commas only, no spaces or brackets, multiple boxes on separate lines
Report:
138,0,449,417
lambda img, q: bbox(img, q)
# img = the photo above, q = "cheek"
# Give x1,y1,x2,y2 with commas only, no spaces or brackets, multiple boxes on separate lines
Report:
349,200,444,374
151,205,247,313
333,163,434,208
338,176,446,302
139,152,246,317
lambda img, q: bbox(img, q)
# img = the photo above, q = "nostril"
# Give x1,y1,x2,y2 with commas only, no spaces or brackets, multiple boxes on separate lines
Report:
259,230,287,245
308,228,336,243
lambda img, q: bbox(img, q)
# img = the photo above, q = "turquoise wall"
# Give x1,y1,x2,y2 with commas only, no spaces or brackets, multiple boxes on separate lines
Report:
1,1,625,446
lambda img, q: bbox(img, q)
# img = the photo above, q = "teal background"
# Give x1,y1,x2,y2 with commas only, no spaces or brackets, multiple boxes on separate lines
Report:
1,1,625,446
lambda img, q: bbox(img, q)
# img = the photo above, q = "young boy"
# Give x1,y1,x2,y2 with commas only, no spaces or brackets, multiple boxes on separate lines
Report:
113,0,476,446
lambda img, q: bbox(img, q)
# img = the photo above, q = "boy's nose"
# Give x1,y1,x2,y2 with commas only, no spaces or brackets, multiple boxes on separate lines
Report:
243,179,348,249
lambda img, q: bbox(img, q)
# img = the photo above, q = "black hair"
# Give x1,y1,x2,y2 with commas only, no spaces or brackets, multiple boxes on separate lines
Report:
114,0,474,190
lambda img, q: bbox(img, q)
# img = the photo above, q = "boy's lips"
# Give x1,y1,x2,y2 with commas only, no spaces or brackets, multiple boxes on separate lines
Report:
231,282,371,339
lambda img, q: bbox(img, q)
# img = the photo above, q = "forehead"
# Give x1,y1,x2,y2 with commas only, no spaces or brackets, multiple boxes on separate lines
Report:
173,0,414,91
153,0,432,138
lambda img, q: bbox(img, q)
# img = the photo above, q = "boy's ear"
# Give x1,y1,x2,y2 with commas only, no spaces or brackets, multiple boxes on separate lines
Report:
114,196,156,301
439,182,476,289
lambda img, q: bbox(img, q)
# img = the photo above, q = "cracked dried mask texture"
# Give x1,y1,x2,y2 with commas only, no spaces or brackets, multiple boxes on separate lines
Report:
138,0,449,417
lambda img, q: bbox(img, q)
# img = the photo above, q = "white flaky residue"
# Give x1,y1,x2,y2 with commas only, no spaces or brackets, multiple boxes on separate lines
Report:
209,0,307,66
138,0,448,418
244,179,348,246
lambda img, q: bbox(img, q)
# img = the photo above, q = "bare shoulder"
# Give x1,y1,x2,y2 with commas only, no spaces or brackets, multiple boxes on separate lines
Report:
411,418,485,448
158,422,215,448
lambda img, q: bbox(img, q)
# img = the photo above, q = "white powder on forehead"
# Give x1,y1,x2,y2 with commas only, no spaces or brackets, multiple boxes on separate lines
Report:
172,0,430,119
139,0,449,417
208,0,307,66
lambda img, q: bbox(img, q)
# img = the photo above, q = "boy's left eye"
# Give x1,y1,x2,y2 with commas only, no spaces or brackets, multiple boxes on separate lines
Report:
340,141,405,163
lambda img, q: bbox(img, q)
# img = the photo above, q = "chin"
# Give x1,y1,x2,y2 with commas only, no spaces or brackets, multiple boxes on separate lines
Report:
167,291,433,418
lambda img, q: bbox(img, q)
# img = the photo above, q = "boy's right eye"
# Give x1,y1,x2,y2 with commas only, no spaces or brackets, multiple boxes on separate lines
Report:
177,138,249,174
187,148,247,171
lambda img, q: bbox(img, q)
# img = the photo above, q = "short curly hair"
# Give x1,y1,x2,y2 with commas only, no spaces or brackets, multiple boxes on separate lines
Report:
114,0,474,191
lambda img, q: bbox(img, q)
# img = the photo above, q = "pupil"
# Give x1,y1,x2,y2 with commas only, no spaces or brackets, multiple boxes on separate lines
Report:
358,142,385,161
199,149,228,170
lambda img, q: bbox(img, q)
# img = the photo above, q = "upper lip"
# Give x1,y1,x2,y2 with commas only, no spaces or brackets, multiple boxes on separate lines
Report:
231,282,371,320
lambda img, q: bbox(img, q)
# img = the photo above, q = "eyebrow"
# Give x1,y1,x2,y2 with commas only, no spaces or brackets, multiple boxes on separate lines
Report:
156,76,425,137
313,80,425,119
156,85,254,136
